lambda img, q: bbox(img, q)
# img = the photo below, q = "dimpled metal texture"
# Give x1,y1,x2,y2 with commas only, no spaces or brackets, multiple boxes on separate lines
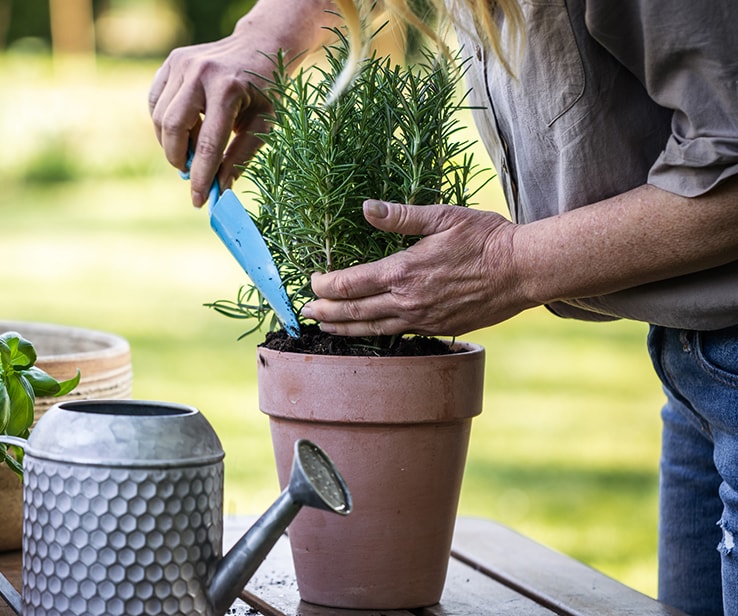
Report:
21,456,224,616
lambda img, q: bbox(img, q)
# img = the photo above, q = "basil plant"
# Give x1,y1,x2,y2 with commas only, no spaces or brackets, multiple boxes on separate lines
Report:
1,331,80,477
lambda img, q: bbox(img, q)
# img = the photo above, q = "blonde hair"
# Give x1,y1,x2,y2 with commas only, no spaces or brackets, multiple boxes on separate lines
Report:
328,0,524,101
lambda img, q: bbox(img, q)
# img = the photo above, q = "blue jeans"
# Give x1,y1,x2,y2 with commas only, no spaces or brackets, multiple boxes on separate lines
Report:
648,324,738,616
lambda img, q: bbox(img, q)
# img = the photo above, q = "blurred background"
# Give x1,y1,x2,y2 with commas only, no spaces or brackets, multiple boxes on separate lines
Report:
0,0,663,598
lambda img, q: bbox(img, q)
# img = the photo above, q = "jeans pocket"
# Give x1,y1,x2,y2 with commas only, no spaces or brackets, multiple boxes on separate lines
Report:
695,325,738,388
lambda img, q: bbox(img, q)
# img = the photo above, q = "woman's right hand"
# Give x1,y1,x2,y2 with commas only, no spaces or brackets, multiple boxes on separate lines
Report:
148,0,338,207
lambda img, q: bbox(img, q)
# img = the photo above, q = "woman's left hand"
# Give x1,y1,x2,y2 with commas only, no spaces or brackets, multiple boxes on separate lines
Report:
303,200,534,337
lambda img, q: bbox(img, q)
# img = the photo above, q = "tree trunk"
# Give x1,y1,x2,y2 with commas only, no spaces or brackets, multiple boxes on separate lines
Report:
48,0,95,57
0,0,11,50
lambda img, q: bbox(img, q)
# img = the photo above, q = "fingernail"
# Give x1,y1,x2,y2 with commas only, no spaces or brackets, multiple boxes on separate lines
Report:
364,200,388,218
319,322,336,334
301,305,315,319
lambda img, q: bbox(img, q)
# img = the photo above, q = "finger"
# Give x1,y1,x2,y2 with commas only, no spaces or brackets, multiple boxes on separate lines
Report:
148,62,171,120
149,69,182,146
302,288,397,325
158,84,205,171
186,93,246,206
363,200,460,236
310,264,392,301
218,114,269,190
318,315,411,338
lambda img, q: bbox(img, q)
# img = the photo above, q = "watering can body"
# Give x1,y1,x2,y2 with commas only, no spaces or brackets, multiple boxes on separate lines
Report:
0,400,350,616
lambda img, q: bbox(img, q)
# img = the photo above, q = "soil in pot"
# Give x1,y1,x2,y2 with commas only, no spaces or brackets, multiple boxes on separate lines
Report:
260,324,456,357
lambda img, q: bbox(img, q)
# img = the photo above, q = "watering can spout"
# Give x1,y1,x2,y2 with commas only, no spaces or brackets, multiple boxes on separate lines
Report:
208,439,351,615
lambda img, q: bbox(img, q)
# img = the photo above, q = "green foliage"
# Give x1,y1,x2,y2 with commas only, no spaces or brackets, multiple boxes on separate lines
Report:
0,331,80,476
21,136,79,184
177,0,257,45
0,0,255,52
208,35,490,334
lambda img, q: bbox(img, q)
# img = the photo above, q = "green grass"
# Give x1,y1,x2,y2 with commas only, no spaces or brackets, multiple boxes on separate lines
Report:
0,54,664,597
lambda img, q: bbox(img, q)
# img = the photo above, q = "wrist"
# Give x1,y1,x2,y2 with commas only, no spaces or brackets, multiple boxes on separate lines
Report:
234,0,338,58
509,221,559,309
479,216,542,318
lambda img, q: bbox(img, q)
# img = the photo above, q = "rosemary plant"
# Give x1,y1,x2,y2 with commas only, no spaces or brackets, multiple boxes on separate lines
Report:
208,33,489,339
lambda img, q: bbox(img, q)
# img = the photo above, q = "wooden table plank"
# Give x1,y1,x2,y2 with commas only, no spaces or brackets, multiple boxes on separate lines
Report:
422,556,556,616
451,517,688,616
238,530,413,616
1,517,690,616
227,517,557,616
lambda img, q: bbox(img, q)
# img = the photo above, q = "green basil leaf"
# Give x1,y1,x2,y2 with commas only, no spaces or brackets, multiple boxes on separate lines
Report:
0,338,11,373
0,332,37,371
54,369,81,397
22,366,80,398
5,374,35,437
23,366,62,396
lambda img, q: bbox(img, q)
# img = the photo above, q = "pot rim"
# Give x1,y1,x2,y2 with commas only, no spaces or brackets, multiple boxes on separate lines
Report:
257,340,485,424
0,320,130,362
256,339,484,364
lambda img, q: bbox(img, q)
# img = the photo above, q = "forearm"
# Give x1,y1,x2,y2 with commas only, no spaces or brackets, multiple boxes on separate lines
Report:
513,176,738,306
233,0,340,60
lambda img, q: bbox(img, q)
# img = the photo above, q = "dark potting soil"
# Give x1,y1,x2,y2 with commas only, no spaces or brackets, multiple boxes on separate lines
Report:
259,324,456,357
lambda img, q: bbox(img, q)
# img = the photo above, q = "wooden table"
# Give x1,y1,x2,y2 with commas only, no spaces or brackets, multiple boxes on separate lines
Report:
1,517,687,615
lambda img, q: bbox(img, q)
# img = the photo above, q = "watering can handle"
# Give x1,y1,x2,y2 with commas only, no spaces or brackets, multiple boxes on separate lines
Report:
0,436,27,448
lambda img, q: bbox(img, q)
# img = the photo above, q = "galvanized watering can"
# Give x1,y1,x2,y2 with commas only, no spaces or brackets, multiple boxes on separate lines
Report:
0,400,351,615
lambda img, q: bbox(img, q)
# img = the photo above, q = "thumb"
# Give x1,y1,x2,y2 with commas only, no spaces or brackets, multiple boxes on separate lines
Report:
219,121,268,190
363,200,459,236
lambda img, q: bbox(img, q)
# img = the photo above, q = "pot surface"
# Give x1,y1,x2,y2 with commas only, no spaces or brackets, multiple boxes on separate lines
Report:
258,341,486,609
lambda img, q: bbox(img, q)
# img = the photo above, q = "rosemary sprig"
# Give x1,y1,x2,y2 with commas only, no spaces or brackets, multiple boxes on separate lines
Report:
207,31,491,337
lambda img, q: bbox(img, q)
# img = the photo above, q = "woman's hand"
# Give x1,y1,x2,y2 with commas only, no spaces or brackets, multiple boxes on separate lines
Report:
148,0,338,207
305,175,738,338
303,200,533,337
149,34,273,207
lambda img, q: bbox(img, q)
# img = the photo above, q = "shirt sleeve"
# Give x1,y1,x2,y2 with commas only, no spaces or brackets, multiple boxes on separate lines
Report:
585,1,738,197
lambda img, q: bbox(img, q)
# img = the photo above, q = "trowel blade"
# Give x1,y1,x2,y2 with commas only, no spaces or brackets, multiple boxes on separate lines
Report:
209,189,300,338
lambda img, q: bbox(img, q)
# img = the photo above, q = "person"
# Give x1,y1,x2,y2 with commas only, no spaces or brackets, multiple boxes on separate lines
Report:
149,1,738,614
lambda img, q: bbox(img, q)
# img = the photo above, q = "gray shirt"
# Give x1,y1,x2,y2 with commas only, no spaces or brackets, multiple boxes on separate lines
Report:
453,0,738,330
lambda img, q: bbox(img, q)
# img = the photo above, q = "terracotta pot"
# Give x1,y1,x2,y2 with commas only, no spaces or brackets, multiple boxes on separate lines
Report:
257,341,484,609
0,321,133,552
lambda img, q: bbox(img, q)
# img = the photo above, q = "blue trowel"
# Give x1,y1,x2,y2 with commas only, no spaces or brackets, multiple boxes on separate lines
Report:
181,151,300,338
